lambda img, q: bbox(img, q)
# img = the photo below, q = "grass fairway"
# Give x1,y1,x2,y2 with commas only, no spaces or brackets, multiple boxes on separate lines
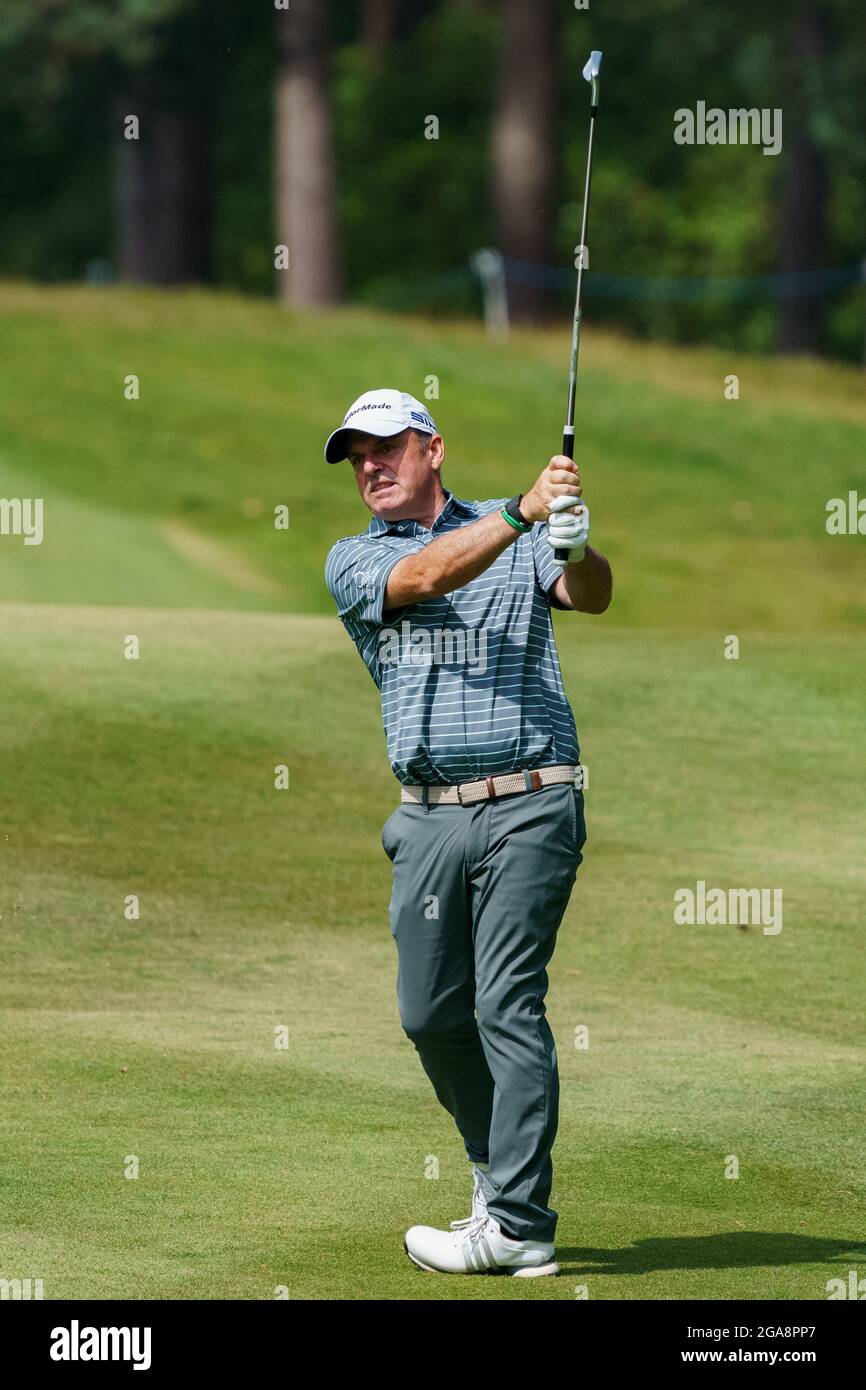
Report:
1,602,864,1300
0,285,864,1299
1,282,866,629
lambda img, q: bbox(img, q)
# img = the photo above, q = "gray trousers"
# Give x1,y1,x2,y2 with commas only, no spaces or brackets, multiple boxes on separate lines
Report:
381,781,586,1242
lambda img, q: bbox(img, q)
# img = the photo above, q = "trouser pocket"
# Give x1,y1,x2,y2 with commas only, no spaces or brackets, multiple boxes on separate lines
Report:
572,787,587,864
381,805,402,860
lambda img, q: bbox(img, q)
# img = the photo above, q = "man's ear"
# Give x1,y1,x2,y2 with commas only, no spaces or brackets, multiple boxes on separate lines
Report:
429,433,445,471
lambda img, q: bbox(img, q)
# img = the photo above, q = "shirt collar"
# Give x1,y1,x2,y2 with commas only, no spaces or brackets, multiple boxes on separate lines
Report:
366,489,478,537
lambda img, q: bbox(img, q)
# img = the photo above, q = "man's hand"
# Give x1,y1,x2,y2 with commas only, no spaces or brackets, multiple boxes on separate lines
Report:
521,455,582,523
522,453,611,613
547,494,590,566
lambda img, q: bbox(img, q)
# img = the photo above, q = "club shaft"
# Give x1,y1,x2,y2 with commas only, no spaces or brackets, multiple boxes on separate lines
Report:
557,104,598,559
563,105,598,446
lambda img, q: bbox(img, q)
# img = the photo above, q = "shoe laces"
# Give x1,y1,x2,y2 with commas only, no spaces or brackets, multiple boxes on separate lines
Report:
450,1170,488,1230
461,1215,492,1255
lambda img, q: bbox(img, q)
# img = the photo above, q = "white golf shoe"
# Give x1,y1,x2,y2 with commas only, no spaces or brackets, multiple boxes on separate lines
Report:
405,1213,559,1277
449,1164,490,1231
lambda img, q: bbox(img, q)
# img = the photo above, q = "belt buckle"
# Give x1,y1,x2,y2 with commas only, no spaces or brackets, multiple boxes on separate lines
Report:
457,777,486,805
457,775,500,805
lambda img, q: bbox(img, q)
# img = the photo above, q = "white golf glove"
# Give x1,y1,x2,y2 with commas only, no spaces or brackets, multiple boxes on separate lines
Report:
547,493,589,566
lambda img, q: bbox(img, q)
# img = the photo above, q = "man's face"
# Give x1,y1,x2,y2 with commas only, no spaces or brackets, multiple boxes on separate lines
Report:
346,427,441,519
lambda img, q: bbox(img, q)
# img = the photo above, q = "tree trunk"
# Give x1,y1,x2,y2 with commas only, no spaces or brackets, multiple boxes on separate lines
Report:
275,0,343,306
777,10,828,355
492,0,555,323
116,93,210,284
363,0,399,64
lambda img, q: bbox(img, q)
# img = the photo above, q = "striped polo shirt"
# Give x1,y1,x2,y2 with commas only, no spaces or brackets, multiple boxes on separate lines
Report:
324,489,579,785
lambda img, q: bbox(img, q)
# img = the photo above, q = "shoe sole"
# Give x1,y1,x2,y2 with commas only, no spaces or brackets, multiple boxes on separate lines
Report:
404,1241,559,1278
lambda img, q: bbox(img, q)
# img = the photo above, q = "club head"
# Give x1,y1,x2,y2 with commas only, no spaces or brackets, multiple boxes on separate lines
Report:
582,50,602,107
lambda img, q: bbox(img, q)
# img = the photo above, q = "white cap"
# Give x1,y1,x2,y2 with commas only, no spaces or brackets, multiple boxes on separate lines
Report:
324,388,438,463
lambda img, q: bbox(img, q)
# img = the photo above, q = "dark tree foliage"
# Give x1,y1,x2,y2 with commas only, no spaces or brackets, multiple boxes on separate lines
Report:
0,0,863,357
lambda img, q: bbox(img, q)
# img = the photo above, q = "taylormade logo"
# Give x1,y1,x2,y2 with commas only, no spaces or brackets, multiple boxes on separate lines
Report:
674,103,782,156
50,1320,151,1370
674,880,782,934
379,620,488,674
410,410,435,429
343,401,396,423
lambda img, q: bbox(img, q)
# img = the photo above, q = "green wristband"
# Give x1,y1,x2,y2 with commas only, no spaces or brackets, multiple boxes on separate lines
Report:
500,507,528,532
500,495,532,533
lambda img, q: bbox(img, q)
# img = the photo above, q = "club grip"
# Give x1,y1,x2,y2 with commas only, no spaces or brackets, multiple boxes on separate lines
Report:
555,430,576,559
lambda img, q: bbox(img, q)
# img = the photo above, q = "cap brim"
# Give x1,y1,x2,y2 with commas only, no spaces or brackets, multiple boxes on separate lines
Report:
323,421,407,463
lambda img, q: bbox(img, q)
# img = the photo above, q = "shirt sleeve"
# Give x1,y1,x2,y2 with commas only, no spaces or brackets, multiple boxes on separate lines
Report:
529,521,568,609
324,535,419,626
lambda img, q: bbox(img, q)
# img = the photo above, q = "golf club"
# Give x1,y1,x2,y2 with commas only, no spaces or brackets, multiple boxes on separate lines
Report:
553,49,602,563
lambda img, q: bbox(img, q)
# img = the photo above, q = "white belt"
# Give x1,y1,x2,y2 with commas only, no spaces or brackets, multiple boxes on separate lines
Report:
400,764,577,806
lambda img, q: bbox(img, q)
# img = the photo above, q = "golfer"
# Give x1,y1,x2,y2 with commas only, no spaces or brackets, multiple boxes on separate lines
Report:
324,388,612,1276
